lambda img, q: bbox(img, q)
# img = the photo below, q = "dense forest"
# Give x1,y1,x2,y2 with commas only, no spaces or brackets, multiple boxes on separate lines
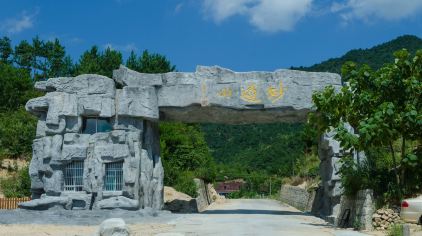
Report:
202,123,318,177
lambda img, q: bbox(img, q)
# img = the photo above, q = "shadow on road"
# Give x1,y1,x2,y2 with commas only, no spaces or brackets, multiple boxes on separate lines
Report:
301,222,334,228
201,209,308,216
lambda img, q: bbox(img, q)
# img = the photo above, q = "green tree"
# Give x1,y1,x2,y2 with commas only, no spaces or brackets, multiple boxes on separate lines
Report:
311,49,422,200
100,47,122,78
11,37,73,80
48,39,72,77
126,50,138,71
75,46,102,75
125,50,175,73
0,62,35,111
76,46,122,77
160,122,216,185
0,108,37,159
14,40,33,72
31,36,46,80
0,37,13,64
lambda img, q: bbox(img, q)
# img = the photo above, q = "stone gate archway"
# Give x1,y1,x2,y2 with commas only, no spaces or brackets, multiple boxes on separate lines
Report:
23,65,342,216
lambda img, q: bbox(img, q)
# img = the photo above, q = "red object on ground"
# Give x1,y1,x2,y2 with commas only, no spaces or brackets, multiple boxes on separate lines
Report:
215,179,245,195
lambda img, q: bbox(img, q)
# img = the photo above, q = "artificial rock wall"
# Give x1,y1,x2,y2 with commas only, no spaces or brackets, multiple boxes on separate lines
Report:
314,127,373,229
23,74,163,210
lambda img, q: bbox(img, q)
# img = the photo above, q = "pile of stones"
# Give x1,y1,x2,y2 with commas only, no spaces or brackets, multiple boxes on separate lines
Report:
372,208,402,230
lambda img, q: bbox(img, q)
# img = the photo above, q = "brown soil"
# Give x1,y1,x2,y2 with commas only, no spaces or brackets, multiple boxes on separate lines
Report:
0,223,175,236
164,186,193,203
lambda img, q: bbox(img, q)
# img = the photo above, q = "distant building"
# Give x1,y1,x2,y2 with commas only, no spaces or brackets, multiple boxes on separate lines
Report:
215,179,245,196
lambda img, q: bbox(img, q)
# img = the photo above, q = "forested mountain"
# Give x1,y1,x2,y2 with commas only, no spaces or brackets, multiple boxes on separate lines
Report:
202,123,308,176
291,35,422,73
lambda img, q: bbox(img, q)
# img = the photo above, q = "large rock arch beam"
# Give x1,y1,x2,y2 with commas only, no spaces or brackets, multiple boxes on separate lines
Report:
114,65,342,124
22,65,341,211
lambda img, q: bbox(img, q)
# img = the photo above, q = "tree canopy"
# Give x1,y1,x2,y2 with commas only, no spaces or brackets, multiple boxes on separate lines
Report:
126,50,175,73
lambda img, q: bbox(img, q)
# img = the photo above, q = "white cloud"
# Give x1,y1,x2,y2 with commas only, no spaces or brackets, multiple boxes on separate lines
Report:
202,0,312,32
0,10,39,35
123,43,138,52
103,43,138,52
332,0,422,22
202,0,253,23
175,3,184,14
249,0,313,32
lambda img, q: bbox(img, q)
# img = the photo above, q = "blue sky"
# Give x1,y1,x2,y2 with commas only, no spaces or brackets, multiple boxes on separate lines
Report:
1,0,422,71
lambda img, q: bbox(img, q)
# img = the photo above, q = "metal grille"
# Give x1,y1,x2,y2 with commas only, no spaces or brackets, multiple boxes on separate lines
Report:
104,162,123,191
64,161,84,191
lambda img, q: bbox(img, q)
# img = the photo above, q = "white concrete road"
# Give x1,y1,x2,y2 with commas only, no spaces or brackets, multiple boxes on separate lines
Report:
162,199,370,236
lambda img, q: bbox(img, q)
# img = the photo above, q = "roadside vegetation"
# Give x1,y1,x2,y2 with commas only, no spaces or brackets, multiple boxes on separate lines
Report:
310,49,421,205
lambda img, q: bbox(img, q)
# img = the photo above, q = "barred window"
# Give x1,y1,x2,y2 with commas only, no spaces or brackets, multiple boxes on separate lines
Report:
104,162,123,191
64,161,84,191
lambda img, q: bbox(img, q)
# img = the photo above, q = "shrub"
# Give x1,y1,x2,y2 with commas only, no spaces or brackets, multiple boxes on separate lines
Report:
0,165,31,198
173,171,198,198
387,224,403,236
160,122,217,186
0,109,37,159
338,156,370,196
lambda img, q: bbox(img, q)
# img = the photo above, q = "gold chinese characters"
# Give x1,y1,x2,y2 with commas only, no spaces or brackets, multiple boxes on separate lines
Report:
218,87,233,97
216,81,284,103
266,81,284,103
241,83,261,103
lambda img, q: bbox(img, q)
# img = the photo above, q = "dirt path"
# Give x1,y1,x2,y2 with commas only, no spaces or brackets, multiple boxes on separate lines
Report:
0,224,175,236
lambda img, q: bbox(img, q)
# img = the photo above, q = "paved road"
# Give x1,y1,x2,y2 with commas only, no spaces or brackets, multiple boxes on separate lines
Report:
162,199,369,236
0,199,372,236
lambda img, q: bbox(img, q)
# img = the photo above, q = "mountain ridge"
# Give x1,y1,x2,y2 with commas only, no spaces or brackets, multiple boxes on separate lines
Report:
291,35,422,74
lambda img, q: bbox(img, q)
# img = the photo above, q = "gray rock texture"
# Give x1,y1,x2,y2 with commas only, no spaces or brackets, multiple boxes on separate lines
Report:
95,196,139,210
279,185,316,212
314,125,372,229
194,178,213,212
18,196,72,210
97,218,130,236
163,186,199,213
25,72,163,211
24,65,341,211
113,65,342,124
163,180,219,213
